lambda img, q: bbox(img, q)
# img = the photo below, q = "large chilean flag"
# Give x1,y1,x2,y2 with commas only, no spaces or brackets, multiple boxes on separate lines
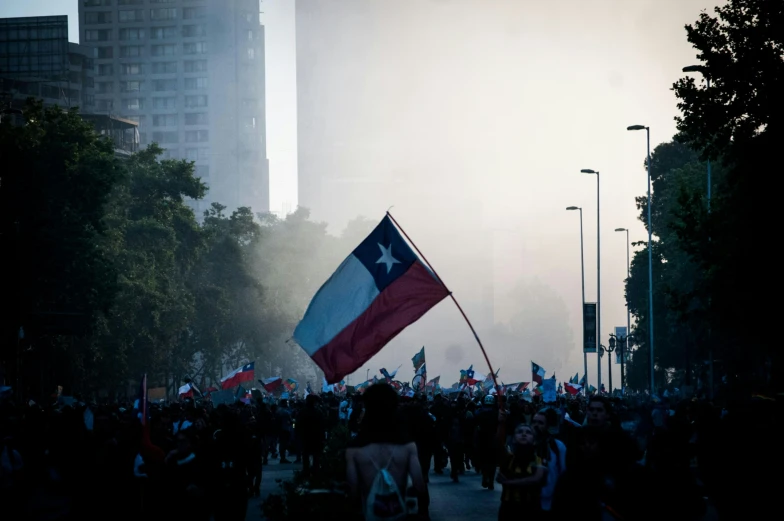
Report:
293,216,449,383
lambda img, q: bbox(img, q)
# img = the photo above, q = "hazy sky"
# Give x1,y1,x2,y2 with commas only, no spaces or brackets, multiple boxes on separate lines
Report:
2,0,724,389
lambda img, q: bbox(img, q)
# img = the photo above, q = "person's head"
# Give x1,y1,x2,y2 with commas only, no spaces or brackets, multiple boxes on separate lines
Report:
512,423,536,448
587,396,611,428
363,383,398,416
483,394,496,408
305,394,317,408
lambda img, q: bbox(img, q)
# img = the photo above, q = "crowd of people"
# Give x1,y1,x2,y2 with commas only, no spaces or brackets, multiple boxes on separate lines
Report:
1,384,780,521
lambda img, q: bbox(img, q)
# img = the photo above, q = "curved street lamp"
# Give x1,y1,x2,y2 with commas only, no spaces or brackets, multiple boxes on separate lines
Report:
580,169,601,389
567,206,588,392
627,124,655,394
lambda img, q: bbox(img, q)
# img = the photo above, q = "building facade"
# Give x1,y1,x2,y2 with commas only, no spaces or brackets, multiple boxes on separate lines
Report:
79,0,269,215
0,16,95,112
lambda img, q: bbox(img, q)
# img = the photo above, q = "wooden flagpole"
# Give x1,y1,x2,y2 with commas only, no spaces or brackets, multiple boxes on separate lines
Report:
386,212,500,391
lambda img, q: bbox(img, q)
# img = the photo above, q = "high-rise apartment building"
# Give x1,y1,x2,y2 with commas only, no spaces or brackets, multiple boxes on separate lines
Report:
0,16,95,112
79,0,269,214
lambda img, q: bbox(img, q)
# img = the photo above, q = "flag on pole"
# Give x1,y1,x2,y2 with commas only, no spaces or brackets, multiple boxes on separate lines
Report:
426,376,440,388
259,377,283,393
570,373,578,384
416,363,427,377
579,374,586,386
178,383,194,398
380,365,401,381
412,347,426,370
220,362,255,389
292,216,449,383
564,382,582,395
283,378,298,392
459,365,473,385
531,362,546,385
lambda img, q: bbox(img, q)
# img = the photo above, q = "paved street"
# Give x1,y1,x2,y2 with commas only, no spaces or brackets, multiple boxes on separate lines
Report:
249,462,501,521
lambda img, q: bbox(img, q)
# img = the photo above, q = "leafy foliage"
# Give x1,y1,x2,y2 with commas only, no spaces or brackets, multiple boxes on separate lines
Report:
625,0,783,391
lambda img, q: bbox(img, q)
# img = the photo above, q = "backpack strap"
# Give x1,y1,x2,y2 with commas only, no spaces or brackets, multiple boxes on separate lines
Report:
370,451,396,472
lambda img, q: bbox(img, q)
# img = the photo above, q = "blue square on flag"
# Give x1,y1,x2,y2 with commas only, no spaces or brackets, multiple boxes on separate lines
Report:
293,216,449,383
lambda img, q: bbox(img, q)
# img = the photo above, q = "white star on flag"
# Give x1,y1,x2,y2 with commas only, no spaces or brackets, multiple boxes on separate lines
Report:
375,243,401,274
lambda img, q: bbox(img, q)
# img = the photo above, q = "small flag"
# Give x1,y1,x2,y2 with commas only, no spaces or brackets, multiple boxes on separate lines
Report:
416,363,427,377
579,374,586,386
259,377,283,393
570,373,578,384
380,365,401,381
220,362,255,390
531,362,546,385
459,365,473,384
467,368,486,386
292,216,450,383
412,347,426,370
564,382,582,395
283,378,298,392
426,376,440,388
178,383,194,398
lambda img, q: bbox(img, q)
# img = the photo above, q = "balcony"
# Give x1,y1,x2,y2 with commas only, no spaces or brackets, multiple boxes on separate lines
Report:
80,113,139,159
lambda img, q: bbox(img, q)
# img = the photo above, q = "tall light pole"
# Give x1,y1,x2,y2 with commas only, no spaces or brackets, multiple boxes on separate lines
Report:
627,125,655,394
683,64,714,400
567,206,588,392
615,227,631,391
580,169,601,389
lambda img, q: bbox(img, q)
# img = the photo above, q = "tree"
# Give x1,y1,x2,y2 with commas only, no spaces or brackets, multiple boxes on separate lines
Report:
671,0,783,390
91,145,206,392
0,101,122,393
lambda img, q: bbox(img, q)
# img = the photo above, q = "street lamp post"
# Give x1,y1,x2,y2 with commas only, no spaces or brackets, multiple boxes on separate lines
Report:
683,64,714,400
615,227,631,390
606,335,617,393
567,206,588,393
580,169,601,390
627,125,655,394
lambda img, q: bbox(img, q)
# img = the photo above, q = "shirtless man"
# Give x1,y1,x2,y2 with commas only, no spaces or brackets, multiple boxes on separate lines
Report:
346,383,430,520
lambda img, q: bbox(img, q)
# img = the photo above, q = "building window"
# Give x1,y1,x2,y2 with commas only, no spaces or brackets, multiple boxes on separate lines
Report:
150,26,178,39
151,61,177,74
97,64,114,76
153,114,177,127
184,60,207,72
182,24,207,37
118,10,144,22
84,95,95,107
120,63,143,75
96,99,113,111
152,131,179,144
185,147,209,161
120,45,144,58
118,0,144,5
184,77,207,90
94,46,114,59
244,13,254,23
85,29,112,41
150,0,176,3
185,130,209,143
184,112,208,125
183,42,207,55
152,79,177,91
152,96,176,109
123,98,144,110
150,8,177,20
151,44,177,56
84,1,112,8
96,81,114,93
247,48,255,60
85,12,112,24
183,7,206,19
184,95,207,108
119,28,145,40
120,81,143,92
160,148,179,159
248,30,254,41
